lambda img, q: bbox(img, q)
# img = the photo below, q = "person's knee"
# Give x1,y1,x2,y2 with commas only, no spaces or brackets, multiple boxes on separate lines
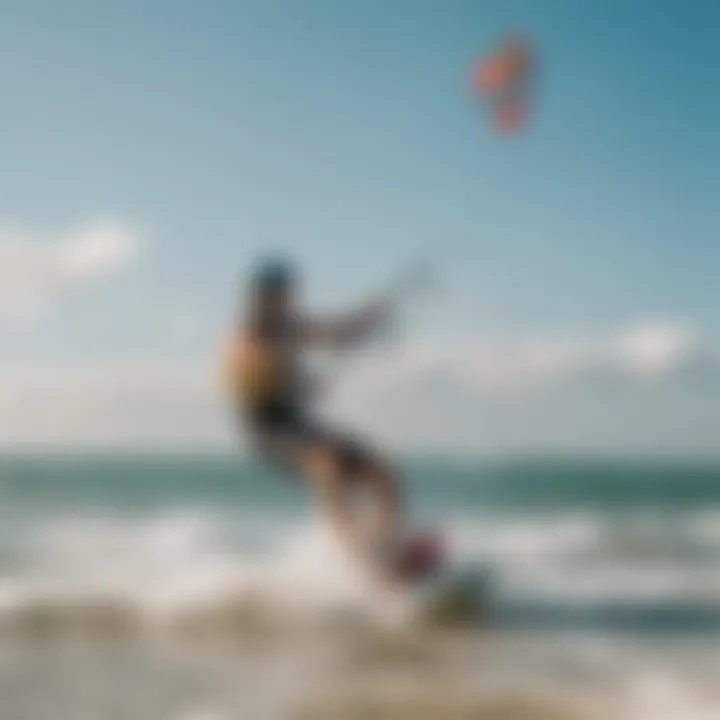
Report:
301,443,334,478
364,456,400,504
361,450,394,481
318,436,366,479
369,455,395,479
305,437,398,500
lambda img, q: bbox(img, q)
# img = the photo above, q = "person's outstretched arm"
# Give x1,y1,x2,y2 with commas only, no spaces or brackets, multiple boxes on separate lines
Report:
301,295,394,350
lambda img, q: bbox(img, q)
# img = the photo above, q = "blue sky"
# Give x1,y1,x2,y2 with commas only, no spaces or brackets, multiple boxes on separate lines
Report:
0,0,717,452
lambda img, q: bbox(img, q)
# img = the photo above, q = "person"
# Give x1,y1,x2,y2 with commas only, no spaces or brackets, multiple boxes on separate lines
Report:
222,257,406,587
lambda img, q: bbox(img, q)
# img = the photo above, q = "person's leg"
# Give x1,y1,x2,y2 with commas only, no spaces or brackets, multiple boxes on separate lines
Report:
257,413,405,581
252,422,369,558
299,441,371,566
356,454,403,553
300,434,405,577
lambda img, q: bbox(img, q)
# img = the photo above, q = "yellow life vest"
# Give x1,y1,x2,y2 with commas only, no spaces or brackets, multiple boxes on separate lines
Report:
225,348,281,406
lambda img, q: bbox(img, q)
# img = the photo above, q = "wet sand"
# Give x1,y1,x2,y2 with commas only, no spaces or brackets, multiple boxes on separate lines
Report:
1,622,718,719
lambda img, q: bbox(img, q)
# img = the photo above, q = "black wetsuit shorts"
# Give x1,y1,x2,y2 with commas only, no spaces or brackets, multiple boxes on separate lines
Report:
244,400,370,478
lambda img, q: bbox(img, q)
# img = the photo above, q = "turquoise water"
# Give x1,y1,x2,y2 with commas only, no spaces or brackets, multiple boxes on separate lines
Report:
0,453,718,632
3,454,719,510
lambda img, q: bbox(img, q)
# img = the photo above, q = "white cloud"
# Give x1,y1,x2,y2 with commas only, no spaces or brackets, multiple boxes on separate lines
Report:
0,220,140,323
614,323,695,375
55,222,139,282
334,321,712,402
323,321,720,454
0,321,717,454
0,359,234,450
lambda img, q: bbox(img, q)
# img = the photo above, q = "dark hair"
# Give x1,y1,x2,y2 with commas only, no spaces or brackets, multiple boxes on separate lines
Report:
249,257,296,296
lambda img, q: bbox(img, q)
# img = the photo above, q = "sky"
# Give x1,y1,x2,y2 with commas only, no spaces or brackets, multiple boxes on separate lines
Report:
0,0,718,454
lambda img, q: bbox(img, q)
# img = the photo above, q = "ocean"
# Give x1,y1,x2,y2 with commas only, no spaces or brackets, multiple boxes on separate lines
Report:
0,453,718,719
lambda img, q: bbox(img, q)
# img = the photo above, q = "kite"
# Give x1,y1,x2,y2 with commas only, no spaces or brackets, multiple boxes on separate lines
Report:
473,36,536,134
